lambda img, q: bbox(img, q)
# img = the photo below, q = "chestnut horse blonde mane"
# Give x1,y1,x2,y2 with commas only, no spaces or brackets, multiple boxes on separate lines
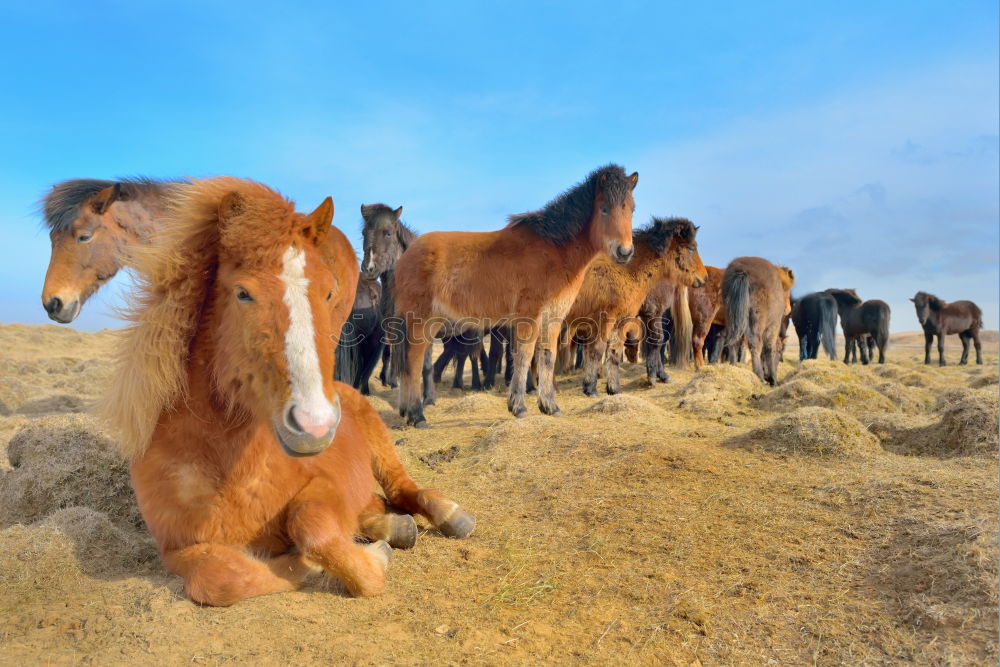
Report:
97,178,295,458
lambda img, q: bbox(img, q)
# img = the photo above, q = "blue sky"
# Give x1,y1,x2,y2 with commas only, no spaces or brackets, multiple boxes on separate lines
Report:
1,1,997,332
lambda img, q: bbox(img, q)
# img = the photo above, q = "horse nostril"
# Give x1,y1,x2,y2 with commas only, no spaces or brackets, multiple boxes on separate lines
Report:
45,297,63,315
616,247,634,263
285,404,305,434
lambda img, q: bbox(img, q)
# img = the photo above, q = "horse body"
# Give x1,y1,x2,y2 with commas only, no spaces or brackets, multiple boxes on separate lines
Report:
825,289,890,364
911,292,983,365
393,165,638,426
100,178,471,607
689,265,724,367
790,291,838,360
562,217,706,395
721,257,795,385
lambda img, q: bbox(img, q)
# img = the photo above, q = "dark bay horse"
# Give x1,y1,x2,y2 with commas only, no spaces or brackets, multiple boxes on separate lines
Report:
825,289,890,364
40,178,180,322
560,217,706,395
39,177,359,341
721,257,795,385
688,265,724,368
911,292,984,365
393,164,639,426
790,291,838,361
99,178,473,606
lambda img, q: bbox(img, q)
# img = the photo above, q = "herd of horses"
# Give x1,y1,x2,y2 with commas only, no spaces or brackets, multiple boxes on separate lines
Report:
36,168,986,605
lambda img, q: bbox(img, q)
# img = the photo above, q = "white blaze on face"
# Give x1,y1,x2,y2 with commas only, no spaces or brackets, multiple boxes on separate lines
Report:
280,245,338,437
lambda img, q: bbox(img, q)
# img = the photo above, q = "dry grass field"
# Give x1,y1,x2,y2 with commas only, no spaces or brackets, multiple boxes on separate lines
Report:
0,323,997,665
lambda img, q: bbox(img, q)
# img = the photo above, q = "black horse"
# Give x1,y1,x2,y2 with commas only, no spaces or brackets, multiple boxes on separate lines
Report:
825,289,890,364
790,292,838,361
334,277,383,394
433,330,490,390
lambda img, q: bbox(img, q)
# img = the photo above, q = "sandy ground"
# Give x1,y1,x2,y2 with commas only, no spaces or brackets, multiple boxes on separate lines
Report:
0,323,997,665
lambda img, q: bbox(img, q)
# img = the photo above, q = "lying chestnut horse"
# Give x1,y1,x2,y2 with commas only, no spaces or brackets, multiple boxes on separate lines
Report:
99,178,473,606
39,177,358,342
721,257,795,385
561,217,707,395
392,165,638,426
911,291,983,365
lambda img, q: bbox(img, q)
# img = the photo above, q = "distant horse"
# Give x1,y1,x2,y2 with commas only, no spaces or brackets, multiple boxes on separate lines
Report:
39,178,180,323
392,165,638,426
561,217,706,395
911,291,983,365
334,277,382,394
688,265,724,368
790,291,838,360
39,177,358,342
825,289,890,364
98,178,473,607
721,257,795,385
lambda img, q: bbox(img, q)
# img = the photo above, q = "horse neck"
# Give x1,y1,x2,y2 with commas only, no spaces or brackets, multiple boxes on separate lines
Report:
625,240,668,288
112,184,173,244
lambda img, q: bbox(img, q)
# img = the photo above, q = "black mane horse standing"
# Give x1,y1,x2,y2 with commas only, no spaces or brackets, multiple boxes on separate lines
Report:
790,292,838,361
825,289,890,364
911,292,984,365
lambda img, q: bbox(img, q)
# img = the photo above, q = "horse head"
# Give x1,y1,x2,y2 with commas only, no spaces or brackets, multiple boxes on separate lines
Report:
360,203,407,280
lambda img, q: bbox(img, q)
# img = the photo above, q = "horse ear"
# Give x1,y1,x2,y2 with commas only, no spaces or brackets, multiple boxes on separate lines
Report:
92,183,123,215
628,172,639,190
360,204,372,218
393,206,403,220
218,191,245,223
304,196,334,244
909,297,915,302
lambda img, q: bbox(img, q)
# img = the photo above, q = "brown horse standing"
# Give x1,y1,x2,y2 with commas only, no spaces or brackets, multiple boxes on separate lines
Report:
392,165,638,426
98,178,472,607
634,280,680,383
721,257,795,385
911,291,984,365
561,217,706,395
688,265,724,368
825,289,891,364
39,178,358,344
40,178,180,322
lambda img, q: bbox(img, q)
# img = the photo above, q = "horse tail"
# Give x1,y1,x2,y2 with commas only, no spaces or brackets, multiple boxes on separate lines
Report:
820,299,837,360
721,271,750,361
670,286,693,369
877,304,890,349
334,334,358,386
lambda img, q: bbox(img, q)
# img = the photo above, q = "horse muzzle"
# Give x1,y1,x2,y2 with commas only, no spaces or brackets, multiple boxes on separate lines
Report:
272,396,341,457
610,243,634,264
43,296,80,324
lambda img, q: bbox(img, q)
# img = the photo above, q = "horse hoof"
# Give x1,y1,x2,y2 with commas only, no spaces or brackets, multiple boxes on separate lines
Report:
439,508,476,539
387,514,418,549
513,407,528,418
424,398,436,406
364,540,393,569
413,420,430,429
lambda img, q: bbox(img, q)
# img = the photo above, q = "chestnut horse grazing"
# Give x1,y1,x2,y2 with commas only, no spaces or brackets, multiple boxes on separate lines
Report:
98,179,473,607
825,289,890,364
39,177,358,346
40,178,181,323
392,165,638,426
561,217,706,395
911,292,983,365
721,257,795,385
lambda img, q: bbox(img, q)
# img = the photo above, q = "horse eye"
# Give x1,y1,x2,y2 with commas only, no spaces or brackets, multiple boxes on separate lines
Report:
600,207,609,215
235,287,254,303
384,231,391,238
325,290,333,302
77,233,93,244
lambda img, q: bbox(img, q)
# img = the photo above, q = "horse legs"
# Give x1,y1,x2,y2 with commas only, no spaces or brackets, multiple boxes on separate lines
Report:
643,314,669,383
422,348,436,405
535,322,562,416
843,336,853,365
507,327,538,418
358,495,418,549
399,336,430,427
859,335,871,365
357,338,384,396
806,331,821,360
287,478,391,598
163,544,316,607
433,338,455,383
581,340,603,396
937,332,947,366
973,330,983,364
605,336,624,394
957,332,971,365
923,330,933,365
452,347,467,389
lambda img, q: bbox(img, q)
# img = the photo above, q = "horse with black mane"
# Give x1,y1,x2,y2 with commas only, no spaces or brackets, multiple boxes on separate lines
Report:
392,164,638,426
825,289,890,364
911,291,983,365
790,291,838,361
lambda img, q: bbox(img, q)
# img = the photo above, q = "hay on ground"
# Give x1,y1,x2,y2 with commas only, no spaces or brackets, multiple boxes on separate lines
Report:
731,407,880,458
867,390,998,458
578,394,666,419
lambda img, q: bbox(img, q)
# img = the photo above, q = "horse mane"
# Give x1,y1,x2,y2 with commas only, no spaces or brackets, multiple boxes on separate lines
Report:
776,265,795,290
361,203,418,246
97,177,291,458
635,216,696,253
507,164,632,245
826,288,861,306
40,177,180,232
